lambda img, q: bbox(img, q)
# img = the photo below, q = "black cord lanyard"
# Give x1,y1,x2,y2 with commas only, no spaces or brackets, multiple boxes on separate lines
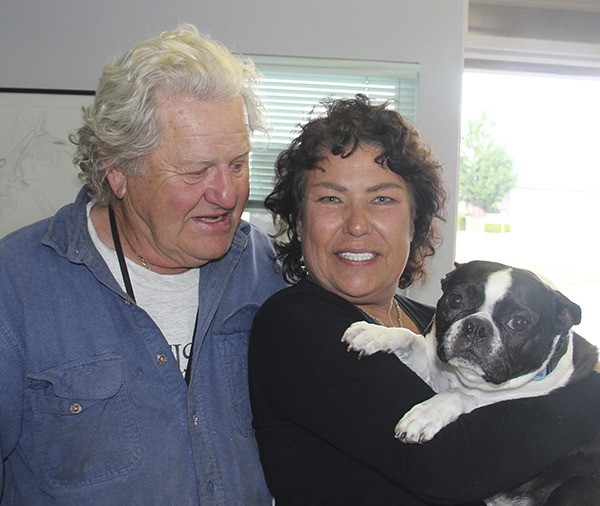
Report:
108,206,198,385
108,206,136,301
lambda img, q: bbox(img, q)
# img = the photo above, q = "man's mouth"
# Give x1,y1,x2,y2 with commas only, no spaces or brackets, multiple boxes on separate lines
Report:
195,214,229,224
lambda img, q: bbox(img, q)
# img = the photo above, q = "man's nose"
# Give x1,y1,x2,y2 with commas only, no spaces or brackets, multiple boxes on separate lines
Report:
204,167,242,209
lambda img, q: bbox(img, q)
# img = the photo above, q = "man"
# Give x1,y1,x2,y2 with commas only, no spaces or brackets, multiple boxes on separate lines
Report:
0,24,285,504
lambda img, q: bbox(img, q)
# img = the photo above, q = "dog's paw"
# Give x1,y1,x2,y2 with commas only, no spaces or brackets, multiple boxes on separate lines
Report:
341,322,397,357
394,403,445,444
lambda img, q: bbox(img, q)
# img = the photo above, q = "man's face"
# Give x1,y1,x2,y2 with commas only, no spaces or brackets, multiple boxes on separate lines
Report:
110,92,251,271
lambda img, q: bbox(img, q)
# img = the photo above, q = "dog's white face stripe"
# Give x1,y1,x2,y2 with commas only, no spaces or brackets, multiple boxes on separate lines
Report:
482,269,512,314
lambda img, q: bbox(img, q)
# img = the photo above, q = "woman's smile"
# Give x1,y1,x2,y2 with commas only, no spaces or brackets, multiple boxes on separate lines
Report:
298,143,414,307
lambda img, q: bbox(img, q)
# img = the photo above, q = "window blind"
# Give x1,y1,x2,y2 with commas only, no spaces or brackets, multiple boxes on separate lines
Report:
248,57,420,207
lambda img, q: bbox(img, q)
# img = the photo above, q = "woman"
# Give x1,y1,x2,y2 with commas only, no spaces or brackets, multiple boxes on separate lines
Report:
248,95,600,505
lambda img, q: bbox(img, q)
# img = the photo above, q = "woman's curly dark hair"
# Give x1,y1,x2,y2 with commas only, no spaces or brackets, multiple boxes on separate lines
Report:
265,94,446,288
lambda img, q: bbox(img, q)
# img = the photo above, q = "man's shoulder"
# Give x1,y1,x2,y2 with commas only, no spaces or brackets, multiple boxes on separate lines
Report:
0,218,51,259
236,220,276,250
0,195,85,269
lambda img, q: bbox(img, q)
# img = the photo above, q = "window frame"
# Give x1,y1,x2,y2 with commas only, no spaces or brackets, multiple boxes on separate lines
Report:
246,55,420,209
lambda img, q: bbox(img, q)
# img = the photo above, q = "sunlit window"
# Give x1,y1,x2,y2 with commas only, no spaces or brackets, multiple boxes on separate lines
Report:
457,71,600,345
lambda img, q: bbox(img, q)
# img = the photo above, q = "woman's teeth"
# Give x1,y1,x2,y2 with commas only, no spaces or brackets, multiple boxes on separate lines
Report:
338,252,375,261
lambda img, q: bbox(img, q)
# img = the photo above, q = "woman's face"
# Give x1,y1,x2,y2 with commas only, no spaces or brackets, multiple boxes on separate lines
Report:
297,144,414,308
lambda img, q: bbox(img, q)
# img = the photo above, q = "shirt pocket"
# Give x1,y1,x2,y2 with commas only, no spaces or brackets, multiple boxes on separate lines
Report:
26,353,142,490
217,304,259,437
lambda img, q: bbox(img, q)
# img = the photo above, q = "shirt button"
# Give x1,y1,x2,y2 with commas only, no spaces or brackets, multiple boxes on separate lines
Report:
156,353,168,365
69,403,82,414
124,299,131,306
192,414,200,426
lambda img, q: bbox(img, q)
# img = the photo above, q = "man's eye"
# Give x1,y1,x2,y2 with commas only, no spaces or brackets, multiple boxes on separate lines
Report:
180,171,206,183
507,315,529,331
232,160,248,171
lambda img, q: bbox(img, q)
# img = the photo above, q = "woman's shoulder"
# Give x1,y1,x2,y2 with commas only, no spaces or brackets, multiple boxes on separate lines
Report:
261,277,346,309
396,295,436,333
255,278,359,328
258,279,436,332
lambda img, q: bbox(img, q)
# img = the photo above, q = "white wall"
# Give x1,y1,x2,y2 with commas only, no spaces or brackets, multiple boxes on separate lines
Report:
0,0,465,304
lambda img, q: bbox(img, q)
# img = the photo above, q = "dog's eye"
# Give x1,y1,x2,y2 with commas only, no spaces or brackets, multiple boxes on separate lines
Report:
447,292,463,309
508,315,529,331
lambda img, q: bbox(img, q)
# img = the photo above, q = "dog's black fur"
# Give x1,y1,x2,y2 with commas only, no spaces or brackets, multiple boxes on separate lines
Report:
343,260,600,505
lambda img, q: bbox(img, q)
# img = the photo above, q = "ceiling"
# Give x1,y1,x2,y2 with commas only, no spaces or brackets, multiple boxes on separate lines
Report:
466,0,600,74
471,0,600,12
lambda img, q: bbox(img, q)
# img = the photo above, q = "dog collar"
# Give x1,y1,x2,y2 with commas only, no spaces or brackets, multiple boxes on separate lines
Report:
533,331,570,381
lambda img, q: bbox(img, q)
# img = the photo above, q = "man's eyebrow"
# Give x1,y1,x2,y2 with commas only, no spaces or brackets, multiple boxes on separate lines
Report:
182,149,252,165
234,148,252,159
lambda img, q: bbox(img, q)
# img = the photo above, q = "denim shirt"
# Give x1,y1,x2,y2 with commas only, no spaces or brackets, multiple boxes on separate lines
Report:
0,189,287,505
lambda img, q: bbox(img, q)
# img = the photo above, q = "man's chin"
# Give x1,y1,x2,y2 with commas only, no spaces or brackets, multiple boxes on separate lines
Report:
193,237,236,266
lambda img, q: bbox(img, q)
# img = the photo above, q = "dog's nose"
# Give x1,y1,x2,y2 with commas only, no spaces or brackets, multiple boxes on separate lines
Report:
464,316,492,342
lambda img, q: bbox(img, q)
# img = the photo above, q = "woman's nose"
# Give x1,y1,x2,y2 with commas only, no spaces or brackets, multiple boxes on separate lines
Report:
344,204,370,237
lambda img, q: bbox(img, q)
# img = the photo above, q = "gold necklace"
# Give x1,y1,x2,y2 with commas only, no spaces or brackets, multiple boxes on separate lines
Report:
360,299,403,327
113,212,152,271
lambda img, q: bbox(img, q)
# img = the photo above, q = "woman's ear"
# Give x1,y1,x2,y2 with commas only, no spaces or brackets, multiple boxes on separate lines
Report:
105,165,127,199
296,218,304,240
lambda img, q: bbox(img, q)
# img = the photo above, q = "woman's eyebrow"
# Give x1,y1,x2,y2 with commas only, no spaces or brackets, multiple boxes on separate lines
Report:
367,182,405,192
309,181,405,192
310,181,347,192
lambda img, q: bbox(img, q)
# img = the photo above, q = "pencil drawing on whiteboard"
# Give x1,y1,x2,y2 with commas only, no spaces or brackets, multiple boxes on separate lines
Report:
0,92,91,239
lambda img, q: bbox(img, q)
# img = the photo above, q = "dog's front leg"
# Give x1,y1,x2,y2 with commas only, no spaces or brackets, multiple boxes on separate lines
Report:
395,390,484,444
342,322,441,389
342,322,420,358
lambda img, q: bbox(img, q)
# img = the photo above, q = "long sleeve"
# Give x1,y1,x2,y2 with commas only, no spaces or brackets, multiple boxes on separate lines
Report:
0,319,25,501
249,281,600,505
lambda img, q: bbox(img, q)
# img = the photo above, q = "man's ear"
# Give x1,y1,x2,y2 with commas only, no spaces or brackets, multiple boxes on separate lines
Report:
106,165,127,199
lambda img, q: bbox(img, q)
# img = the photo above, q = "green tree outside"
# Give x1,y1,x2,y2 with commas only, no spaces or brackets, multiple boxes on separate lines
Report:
459,111,518,213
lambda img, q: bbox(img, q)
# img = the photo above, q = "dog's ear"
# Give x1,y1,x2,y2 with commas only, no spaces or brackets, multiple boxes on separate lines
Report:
441,263,462,291
552,290,582,330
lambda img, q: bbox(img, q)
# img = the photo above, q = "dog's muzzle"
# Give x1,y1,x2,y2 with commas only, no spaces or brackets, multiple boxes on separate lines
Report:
463,316,494,343
438,315,499,367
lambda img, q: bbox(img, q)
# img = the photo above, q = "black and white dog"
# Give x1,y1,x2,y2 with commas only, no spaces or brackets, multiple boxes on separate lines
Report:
342,260,599,505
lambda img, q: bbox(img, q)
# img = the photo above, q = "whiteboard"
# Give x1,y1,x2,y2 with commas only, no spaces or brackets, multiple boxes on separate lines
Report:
0,90,94,238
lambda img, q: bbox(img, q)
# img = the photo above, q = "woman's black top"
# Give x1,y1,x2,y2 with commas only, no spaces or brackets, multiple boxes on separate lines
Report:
249,278,600,505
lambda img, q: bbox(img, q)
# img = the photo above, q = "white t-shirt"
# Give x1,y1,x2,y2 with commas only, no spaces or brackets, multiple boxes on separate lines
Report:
87,203,199,376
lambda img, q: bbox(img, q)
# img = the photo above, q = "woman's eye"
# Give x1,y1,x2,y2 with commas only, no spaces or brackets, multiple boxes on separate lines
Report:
507,315,529,332
319,196,340,203
373,196,393,204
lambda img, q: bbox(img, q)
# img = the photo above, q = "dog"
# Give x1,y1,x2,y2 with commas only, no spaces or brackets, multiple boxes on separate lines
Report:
342,260,599,505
